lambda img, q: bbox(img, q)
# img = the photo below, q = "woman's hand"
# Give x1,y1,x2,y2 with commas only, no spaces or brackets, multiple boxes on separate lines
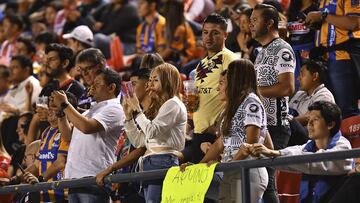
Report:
126,93,142,112
122,95,133,120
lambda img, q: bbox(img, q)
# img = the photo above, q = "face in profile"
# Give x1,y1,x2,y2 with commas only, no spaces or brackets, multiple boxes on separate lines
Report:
130,76,148,102
147,70,162,97
250,9,269,40
217,74,227,102
307,110,333,140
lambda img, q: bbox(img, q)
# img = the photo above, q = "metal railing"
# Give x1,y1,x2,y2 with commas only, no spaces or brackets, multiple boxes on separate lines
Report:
1,148,360,202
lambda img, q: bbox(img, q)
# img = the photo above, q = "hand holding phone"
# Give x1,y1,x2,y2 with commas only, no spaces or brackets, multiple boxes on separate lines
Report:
123,81,134,97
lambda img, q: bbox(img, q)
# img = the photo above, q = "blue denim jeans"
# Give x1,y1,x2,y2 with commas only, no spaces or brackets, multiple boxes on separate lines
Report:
142,154,179,203
68,186,109,203
68,193,109,203
327,59,360,119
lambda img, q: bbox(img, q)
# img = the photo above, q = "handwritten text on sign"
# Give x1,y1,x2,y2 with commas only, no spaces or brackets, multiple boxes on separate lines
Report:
161,163,217,203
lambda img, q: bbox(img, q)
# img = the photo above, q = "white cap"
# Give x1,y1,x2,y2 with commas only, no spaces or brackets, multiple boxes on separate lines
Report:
63,25,94,46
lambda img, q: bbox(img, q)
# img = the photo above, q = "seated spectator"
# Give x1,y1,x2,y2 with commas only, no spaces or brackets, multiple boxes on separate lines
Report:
21,92,78,203
52,68,123,202
139,53,164,70
136,0,166,56
237,7,260,62
184,0,215,23
92,0,141,55
289,60,335,125
288,60,335,146
0,14,24,66
0,55,42,154
16,37,36,61
249,101,353,203
0,65,10,123
63,25,94,79
162,0,196,66
63,25,93,55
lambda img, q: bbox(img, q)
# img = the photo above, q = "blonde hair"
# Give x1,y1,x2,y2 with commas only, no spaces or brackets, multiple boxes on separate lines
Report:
146,63,181,120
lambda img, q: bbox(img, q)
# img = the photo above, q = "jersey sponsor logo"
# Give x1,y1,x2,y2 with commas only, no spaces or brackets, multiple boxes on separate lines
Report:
196,54,223,83
38,151,55,160
198,87,212,94
287,22,309,35
282,51,292,61
280,63,293,68
249,104,259,113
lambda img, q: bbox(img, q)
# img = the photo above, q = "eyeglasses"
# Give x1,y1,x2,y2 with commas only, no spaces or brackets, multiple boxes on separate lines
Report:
77,64,97,74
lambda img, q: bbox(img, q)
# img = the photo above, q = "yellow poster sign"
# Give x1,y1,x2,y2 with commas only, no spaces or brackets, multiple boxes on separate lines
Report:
161,163,218,203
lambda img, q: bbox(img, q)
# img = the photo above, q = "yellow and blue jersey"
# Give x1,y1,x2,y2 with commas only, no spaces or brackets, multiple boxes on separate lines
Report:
317,0,360,60
136,14,166,53
36,127,69,202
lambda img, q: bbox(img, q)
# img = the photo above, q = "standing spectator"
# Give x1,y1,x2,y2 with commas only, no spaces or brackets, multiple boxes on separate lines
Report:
44,43,85,99
249,101,353,203
92,0,141,55
305,0,360,119
185,59,270,203
0,14,24,66
52,68,123,203
136,0,166,56
250,4,295,203
192,13,238,163
75,48,106,109
287,0,318,90
124,63,187,203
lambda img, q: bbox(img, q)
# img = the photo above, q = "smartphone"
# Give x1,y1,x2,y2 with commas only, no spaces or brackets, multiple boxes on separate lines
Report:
17,163,26,174
122,81,134,97
126,81,134,97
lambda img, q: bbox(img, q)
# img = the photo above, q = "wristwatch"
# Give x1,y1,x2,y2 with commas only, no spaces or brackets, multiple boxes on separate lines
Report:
38,175,45,182
321,10,329,22
60,102,69,111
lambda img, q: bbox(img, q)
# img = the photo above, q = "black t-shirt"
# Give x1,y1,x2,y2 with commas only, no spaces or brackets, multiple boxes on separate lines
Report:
93,2,141,44
40,79,86,100
287,4,318,47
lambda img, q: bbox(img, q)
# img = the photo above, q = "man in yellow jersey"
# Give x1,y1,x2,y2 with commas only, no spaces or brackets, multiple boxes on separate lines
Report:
191,13,238,163
305,0,360,119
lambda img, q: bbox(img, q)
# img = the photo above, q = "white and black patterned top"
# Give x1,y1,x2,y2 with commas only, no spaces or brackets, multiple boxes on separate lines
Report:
254,38,295,126
222,93,267,162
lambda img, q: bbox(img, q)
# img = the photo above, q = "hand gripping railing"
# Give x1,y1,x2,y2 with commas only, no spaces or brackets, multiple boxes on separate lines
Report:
1,148,360,202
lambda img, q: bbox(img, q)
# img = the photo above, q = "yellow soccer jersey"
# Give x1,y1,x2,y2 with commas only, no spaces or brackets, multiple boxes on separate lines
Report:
193,48,238,133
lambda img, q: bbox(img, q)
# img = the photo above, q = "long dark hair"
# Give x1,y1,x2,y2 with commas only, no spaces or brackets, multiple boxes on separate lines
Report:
222,59,260,136
164,0,185,43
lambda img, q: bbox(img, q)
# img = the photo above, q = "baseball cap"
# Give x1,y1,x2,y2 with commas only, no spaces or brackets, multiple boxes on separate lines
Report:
63,25,94,46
